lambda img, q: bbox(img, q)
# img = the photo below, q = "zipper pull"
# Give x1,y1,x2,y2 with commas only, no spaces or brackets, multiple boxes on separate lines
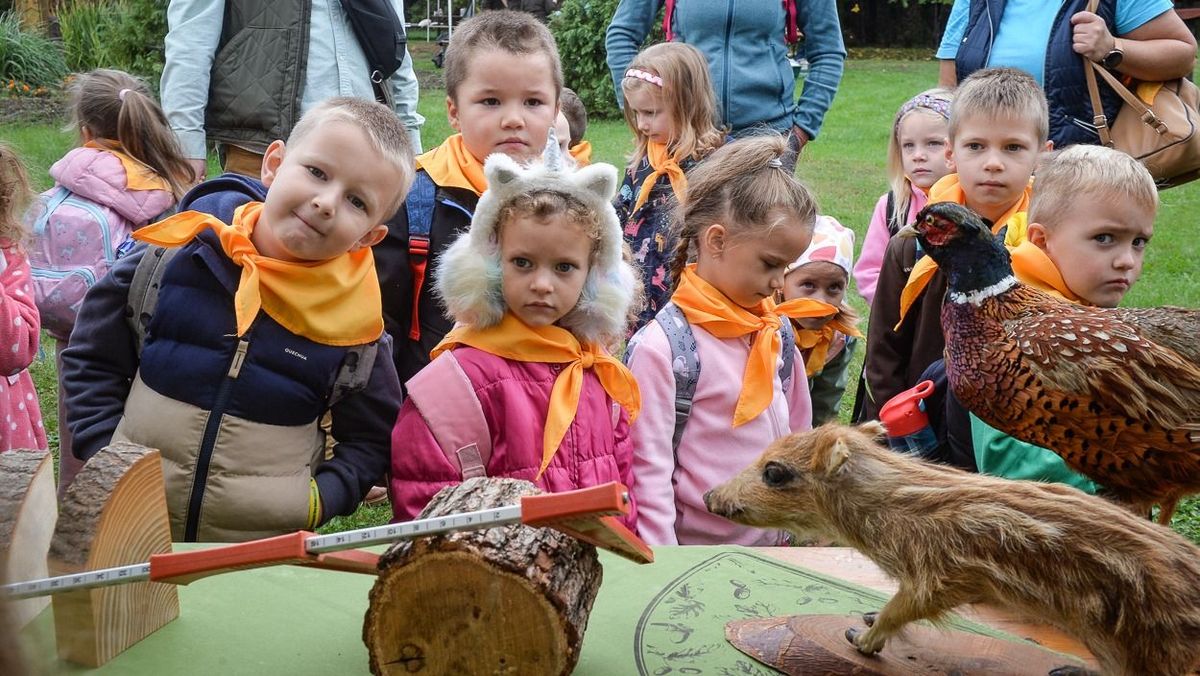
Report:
227,339,249,378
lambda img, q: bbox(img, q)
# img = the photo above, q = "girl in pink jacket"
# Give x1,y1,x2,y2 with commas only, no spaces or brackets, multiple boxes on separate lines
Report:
0,145,48,454
390,135,643,527
27,69,192,495
625,135,834,546
852,89,953,306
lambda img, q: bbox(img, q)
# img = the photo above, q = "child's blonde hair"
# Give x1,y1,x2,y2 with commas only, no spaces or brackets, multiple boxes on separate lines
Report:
668,134,818,290
289,96,415,215
621,42,724,167
1029,145,1158,228
949,67,1049,145
443,10,562,103
68,68,195,199
887,88,953,228
0,143,32,245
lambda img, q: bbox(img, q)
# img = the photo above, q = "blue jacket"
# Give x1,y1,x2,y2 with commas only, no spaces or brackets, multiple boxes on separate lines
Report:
62,186,402,542
954,0,1122,148
605,0,845,139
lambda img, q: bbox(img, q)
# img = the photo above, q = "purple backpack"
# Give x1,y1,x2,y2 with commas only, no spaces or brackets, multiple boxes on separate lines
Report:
27,186,133,339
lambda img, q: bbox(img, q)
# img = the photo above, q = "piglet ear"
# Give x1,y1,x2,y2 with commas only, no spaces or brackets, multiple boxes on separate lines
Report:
484,153,523,189
823,438,852,477
573,163,619,203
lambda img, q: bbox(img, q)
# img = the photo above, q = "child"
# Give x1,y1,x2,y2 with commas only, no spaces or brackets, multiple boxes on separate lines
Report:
27,68,192,496
782,215,862,425
615,41,724,330
560,86,591,165
853,89,953,306
0,145,47,454
625,135,829,546
858,67,1051,423
389,142,641,525
61,97,412,542
960,144,1158,490
378,10,562,387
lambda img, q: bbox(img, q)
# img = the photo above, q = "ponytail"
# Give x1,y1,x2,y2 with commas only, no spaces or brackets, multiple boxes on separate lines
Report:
69,69,195,200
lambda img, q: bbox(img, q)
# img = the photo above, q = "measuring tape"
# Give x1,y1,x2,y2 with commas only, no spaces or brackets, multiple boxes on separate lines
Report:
2,482,652,600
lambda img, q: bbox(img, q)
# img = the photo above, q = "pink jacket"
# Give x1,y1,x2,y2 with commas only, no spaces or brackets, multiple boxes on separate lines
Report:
389,346,637,528
625,321,812,546
49,147,176,229
0,244,46,452
853,187,928,306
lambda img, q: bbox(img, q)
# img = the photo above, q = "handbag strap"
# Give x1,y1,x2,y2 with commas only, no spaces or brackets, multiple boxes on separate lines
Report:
1081,0,1170,144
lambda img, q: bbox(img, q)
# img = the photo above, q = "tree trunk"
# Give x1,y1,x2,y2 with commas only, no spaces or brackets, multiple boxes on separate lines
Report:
363,478,603,676
0,449,56,628
49,442,178,668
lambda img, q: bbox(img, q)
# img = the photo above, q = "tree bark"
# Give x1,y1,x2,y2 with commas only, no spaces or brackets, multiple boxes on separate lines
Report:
49,442,178,667
0,449,56,628
363,478,603,676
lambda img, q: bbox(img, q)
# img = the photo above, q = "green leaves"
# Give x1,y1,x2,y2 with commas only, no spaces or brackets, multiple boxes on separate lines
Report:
0,12,68,89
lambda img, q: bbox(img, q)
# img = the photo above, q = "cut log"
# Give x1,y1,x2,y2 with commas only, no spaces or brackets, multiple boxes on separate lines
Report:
726,614,1086,675
363,478,603,676
0,449,56,629
49,442,178,667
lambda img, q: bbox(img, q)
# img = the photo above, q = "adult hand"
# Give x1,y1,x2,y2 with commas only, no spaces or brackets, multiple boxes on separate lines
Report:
791,125,810,153
188,158,208,185
1071,11,1116,63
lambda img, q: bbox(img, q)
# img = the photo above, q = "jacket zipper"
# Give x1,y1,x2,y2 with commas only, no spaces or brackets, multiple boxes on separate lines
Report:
183,337,250,541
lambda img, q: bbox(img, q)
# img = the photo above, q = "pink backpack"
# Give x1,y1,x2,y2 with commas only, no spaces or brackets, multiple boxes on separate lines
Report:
27,186,134,338
406,351,492,479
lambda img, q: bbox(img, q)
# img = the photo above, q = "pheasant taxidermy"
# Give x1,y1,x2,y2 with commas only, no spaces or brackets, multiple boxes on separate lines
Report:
906,202,1200,524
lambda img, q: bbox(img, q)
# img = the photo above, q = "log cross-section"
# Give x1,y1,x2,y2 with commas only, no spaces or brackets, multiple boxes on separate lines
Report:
0,449,57,629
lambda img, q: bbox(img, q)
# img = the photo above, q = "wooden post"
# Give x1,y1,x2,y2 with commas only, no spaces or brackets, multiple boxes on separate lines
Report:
363,478,604,676
49,442,178,668
0,449,57,628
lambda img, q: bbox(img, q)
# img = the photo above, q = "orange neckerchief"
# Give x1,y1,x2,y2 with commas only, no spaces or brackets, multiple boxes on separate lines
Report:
431,313,640,479
570,141,593,166
415,134,488,195
1009,239,1086,304
894,173,1032,330
83,140,172,193
633,141,688,212
134,203,383,346
671,265,836,426
794,315,864,377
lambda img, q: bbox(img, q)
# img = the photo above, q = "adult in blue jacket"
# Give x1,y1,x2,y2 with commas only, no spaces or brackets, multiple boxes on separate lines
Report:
605,0,845,169
936,0,1195,147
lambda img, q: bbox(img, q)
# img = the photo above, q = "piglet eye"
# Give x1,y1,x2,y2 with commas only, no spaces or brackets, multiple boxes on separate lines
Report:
762,461,794,488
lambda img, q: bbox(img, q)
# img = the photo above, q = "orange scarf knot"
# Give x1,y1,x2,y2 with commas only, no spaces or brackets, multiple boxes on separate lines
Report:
895,173,1032,330
671,266,836,426
633,141,688,212
431,313,640,479
793,314,862,376
133,203,384,346
415,134,489,195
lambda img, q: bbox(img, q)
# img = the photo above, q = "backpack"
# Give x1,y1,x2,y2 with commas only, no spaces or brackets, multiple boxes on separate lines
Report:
28,186,135,338
629,302,796,454
405,351,492,479
402,170,473,340
124,244,377,408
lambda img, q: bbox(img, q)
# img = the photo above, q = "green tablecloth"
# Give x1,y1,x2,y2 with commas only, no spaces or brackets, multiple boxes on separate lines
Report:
20,546,1005,674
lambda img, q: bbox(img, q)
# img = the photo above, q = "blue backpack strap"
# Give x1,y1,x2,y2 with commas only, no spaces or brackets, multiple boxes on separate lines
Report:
778,316,796,394
404,170,437,341
32,186,72,236
654,302,699,456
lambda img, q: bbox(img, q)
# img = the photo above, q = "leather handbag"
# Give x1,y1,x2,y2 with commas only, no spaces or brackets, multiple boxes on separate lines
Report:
1082,2,1200,188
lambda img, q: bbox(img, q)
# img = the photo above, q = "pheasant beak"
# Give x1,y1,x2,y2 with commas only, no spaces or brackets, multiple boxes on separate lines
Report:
896,224,919,239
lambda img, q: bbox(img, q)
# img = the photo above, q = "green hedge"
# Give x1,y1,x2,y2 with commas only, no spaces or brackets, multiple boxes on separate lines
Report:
0,11,67,88
58,0,169,87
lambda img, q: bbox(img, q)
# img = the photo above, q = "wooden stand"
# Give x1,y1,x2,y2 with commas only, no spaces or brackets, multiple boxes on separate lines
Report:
726,614,1086,675
363,478,603,676
0,449,57,629
49,442,178,667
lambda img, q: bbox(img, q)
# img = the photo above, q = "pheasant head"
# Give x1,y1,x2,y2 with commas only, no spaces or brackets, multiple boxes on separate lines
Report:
904,202,1014,298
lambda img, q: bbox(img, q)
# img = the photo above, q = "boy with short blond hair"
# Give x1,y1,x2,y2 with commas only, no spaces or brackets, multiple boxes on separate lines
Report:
62,97,412,542
956,144,1158,487
859,67,1051,423
377,9,562,386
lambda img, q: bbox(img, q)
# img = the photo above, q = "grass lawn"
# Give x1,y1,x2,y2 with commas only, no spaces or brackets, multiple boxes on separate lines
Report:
5,45,1200,540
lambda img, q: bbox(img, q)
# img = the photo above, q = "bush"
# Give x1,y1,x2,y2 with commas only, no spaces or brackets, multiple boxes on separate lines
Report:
551,0,662,120
0,11,68,88
58,0,168,85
